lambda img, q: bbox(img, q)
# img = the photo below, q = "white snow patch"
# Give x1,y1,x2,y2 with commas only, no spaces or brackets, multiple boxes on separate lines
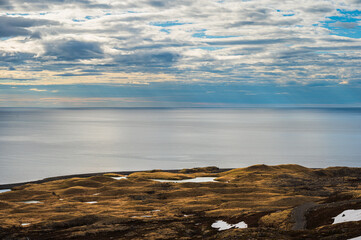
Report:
233,221,248,229
0,189,11,193
151,209,160,212
333,209,361,224
22,201,41,204
211,220,248,231
349,236,361,240
59,199,64,201
151,177,216,183
21,223,31,226
132,215,152,218
111,176,127,180
85,201,97,204
211,220,233,231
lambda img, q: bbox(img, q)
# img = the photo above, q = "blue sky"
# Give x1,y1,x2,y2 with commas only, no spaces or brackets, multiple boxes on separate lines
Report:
0,0,360,107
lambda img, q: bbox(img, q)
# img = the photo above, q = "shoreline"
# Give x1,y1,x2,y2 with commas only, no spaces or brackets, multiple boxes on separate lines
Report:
0,168,234,189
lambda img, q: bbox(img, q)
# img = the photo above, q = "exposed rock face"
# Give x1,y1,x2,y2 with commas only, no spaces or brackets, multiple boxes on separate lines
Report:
0,164,361,239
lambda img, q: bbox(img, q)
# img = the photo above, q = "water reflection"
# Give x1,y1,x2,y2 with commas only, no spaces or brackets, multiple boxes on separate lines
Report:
0,108,360,184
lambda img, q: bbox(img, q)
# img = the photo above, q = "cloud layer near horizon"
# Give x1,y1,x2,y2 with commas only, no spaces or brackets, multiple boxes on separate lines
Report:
0,0,360,106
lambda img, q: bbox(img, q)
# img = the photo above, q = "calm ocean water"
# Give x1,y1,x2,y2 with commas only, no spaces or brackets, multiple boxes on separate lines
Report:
0,108,361,184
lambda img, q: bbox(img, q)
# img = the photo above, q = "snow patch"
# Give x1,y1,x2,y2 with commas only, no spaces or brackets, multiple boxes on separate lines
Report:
233,221,248,229
333,209,361,224
111,176,127,180
211,220,248,231
0,189,11,193
348,236,361,240
22,201,41,204
85,201,97,204
151,177,216,183
21,223,30,226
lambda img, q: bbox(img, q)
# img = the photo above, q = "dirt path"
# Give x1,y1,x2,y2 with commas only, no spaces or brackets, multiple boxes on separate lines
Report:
292,202,318,230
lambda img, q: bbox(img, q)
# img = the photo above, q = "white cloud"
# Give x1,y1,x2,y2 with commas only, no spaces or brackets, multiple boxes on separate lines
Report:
0,0,360,86
29,88,47,91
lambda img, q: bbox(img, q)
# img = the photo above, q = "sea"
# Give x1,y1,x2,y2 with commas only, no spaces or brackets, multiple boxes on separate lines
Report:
0,107,361,184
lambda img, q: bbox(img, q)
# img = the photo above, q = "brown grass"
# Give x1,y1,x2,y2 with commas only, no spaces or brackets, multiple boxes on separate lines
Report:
1,164,361,239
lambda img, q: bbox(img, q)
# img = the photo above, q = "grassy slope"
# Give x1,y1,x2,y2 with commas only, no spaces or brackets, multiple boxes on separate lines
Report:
0,165,361,239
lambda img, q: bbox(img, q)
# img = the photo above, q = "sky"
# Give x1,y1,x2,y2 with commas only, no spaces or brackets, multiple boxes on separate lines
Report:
0,0,360,107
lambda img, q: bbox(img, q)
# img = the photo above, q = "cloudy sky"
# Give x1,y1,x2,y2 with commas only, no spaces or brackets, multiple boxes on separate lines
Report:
0,0,360,107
